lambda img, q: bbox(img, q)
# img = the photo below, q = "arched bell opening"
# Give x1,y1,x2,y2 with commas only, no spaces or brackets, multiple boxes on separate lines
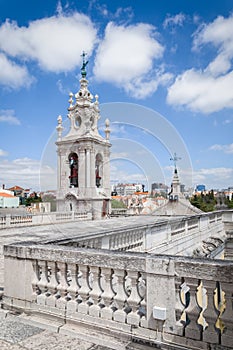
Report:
95,153,103,188
65,194,77,211
68,152,78,188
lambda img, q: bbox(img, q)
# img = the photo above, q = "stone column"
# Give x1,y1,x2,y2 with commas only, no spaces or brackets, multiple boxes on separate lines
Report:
103,148,110,195
86,148,90,188
90,148,96,190
78,148,86,192
57,148,62,190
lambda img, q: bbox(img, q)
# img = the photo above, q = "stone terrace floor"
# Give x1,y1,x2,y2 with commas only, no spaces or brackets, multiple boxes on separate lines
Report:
0,309,165,349
0,310,130,350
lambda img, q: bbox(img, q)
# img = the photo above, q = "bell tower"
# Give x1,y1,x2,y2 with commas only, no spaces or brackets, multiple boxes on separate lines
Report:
56,53,111,219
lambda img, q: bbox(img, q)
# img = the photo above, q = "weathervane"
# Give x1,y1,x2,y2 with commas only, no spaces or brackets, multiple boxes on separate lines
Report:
170,152,181,170
81,51,88,78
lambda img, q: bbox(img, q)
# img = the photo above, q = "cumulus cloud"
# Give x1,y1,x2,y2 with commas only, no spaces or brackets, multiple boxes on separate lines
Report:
0,53,33,89
94,22,170,98
0,12,97,74
209,143,233,154
167,15,233,114
0,109,21,125
167,69,233,113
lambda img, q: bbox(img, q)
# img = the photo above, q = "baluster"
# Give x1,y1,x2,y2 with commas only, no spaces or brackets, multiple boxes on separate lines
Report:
184,278,203,340
109,237,112,250
100,267,115,320
37,260,49,306
56,262,69,311
89,266,102,317
46,261,59,307
138,272,147,328
220,282,233,347
202,280,220,344
66,263,79,315
31,260,40,301
126,271,141,326
115,236,119,250
113,269,127,323
174,278,185,335
77,264,91,314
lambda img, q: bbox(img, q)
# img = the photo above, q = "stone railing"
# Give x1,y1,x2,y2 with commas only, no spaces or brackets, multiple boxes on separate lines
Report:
3,243,233,349
0,211,92,229
58,211,227,257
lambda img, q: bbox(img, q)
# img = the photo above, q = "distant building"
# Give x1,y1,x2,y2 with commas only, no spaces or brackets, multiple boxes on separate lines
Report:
7,185,30,199
0,187,19,208
151,182,169,196
196,184,206,192
115,183,144,196
7,185,24,197
152,167,202,216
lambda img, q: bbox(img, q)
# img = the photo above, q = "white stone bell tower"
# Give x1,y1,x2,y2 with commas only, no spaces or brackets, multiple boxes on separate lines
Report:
56,53,111,219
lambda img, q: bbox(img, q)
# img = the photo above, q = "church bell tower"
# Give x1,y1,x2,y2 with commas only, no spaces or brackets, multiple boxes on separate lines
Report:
56,53,111,219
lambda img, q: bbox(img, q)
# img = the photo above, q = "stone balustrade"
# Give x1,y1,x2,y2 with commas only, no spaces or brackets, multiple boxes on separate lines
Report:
0,211,91,229
57,211,227,257
3,243,233,349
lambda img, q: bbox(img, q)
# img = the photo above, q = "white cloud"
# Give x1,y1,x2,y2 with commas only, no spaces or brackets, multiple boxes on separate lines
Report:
167,69,233,113
0,149,8,157
167,15,233,114
163,13,186,29
94,22,169,99
0,12,97,73
0,157,55,190
0,53,33,89
0,109,21,125
209,143,233,154
223,119,232,125
193,15,233,76
56,79,70,95
110,163,147,185
192,167,233,189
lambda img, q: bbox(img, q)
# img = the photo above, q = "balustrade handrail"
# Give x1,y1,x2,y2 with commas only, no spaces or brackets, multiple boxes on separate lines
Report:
4,242,233,274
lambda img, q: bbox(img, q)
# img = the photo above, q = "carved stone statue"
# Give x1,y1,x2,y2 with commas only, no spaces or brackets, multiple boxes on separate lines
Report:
69,155,78,187
81,51,89,78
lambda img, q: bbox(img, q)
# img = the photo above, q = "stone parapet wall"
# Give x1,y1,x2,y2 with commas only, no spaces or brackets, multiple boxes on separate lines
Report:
3,243,233,349
0,211,91,229
59,212,227,257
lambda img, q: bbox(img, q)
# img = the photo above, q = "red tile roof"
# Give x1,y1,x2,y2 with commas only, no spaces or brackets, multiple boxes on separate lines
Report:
0,192,14,198
7,185,24,191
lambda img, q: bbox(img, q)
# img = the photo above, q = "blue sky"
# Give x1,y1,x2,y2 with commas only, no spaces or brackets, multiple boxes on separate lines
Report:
0,0,233,191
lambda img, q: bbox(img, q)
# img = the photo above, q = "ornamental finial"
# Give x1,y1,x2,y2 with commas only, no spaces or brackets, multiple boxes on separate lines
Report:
81,51,88,78
56,115,63,141
105,118,110,141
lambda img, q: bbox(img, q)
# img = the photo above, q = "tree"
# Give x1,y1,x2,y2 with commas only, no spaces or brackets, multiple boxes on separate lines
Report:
225,197,233,209
25,192,42,206
111,199,127,209
41,193,57,212
190,191,216,212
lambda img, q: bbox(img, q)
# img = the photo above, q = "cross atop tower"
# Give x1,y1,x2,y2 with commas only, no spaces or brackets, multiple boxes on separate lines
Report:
170,152,181,170
81,51,88,78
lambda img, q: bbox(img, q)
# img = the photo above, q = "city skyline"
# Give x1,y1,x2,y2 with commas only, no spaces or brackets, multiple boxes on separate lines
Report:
0,0,233,191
